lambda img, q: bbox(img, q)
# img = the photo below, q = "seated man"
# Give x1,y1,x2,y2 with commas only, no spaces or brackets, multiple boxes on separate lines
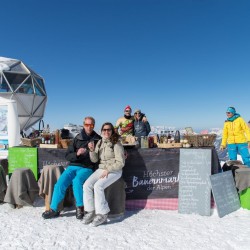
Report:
42,116,101,220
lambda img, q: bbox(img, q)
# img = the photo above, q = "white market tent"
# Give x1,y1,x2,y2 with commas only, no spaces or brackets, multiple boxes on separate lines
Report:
0,57,47,131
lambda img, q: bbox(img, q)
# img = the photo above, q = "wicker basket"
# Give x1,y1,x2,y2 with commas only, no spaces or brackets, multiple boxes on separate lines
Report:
60,139,72,149
183,134,217,147
21,138,42,147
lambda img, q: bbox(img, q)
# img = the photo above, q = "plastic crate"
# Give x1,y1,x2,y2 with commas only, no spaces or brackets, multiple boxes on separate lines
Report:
240,188,250,210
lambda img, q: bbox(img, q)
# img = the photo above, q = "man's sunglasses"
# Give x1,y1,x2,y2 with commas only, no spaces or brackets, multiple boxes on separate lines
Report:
84,124,94,128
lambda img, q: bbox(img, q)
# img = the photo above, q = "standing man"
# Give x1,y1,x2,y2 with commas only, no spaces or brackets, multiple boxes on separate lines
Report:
220,107,250,167
115,105,134,137
134,108,151,140
115,105,148,138
42,116,101,219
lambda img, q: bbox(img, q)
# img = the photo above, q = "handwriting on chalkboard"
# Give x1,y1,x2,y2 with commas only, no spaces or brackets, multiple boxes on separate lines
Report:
210,171,240,218
123,148,180,199
8,147,38,180
132,172,179,192
178,149,212,216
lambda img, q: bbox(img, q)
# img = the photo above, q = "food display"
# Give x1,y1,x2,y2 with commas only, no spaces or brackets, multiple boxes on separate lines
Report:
121,135,136,146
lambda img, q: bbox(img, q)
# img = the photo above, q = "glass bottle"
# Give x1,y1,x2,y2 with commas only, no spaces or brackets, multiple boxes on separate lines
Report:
55,129,59,144
174,130,180,143
167,131,171,140
50,133,55,144
46,124,50,133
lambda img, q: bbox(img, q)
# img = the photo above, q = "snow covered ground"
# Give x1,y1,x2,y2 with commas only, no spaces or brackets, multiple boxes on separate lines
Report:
1,129,248,250
0,197,250,250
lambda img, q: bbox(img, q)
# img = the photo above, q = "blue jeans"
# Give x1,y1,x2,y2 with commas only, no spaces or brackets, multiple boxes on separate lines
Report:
50,166,93,211
228,143,250,167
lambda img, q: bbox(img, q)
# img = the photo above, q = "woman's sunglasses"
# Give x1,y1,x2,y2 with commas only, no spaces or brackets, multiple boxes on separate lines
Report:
102,128,112,132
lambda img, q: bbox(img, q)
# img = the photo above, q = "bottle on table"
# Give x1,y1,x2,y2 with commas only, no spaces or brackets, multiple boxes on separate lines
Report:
174,130,180,143
55,130,59,145
50,133,55,144
141,136,149,148
46,124,50,133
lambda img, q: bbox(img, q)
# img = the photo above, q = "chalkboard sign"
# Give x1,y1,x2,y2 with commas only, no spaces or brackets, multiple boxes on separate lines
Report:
8,147,38,180
178,148,212,216
123,148,180,199
210,171,240,218
38,148,69,173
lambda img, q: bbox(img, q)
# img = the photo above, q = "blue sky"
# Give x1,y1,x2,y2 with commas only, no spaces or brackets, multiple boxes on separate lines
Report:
1,0,250,132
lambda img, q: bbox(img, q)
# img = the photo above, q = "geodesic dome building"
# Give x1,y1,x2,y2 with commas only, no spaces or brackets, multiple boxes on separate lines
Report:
0,57,47,131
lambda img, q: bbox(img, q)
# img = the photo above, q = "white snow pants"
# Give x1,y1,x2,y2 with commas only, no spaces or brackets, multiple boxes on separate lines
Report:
83,169,122,215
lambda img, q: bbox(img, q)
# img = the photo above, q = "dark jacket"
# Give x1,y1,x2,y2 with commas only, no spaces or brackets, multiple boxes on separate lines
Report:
65,129,101,169
134,115,151,138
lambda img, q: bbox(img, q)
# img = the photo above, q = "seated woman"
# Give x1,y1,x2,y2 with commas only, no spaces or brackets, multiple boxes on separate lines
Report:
82,122,125,226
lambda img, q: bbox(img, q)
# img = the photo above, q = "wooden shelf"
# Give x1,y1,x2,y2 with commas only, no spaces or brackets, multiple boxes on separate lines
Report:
39,144,60,148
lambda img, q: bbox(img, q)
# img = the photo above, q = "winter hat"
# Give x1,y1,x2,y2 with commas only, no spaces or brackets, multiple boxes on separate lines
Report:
226,107,236,114
134,109,141,114
124,105,132,111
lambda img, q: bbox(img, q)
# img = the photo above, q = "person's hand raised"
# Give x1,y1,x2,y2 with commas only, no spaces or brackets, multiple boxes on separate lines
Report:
88,141,95,152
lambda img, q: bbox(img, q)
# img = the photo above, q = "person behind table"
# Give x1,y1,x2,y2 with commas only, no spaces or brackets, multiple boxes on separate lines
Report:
42,116,101,219
115,105,147,137
133,108,151,141
114,105,134,137
220,107,250,167
82,122,125,226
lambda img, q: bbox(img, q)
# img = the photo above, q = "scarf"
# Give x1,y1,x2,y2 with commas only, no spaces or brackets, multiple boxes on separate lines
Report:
227,113,240,122
124,114,132,119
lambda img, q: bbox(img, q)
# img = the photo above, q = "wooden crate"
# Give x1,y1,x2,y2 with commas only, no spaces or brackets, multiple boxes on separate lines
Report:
157,143,182,148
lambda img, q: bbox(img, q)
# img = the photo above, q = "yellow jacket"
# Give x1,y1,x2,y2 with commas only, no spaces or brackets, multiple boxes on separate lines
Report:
221,116,250,147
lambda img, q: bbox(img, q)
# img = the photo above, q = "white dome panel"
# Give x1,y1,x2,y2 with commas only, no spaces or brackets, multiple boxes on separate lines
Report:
0,57,47,131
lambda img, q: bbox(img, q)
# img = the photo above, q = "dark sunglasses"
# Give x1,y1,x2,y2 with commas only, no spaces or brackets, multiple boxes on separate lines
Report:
226,112,232,114
102,128,112,132
84,124,94,128
134,112,141,114
125,110,131,112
